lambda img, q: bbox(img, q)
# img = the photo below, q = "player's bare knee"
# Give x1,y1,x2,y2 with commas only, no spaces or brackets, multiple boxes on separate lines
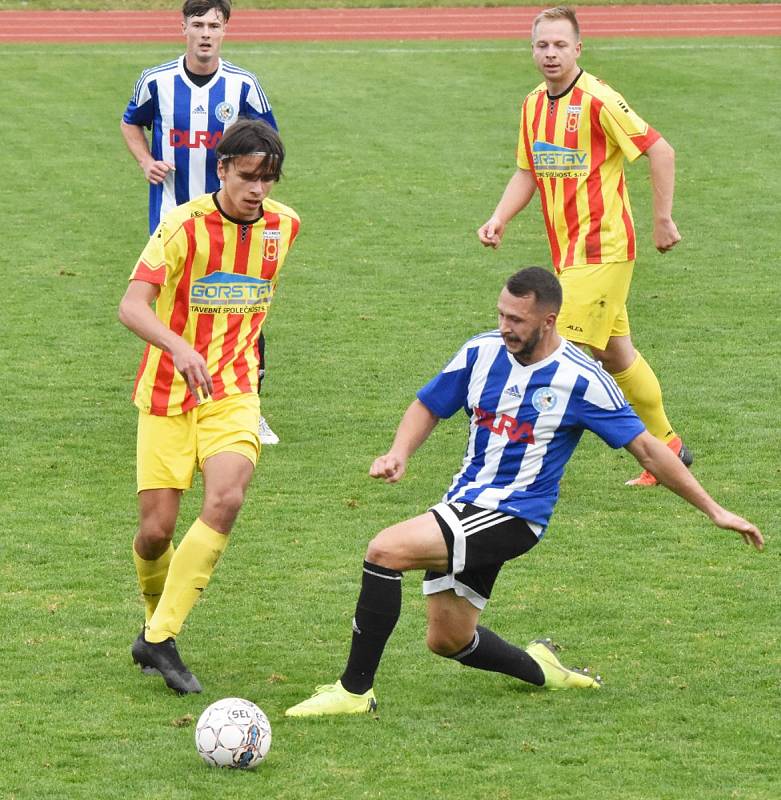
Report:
204,485,246,522
136,523,174,557
426,626,472,658
425,630,453,657
596,354,621,374
365,530,406,571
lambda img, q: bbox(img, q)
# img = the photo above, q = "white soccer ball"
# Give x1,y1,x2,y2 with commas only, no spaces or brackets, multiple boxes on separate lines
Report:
195,697,272,769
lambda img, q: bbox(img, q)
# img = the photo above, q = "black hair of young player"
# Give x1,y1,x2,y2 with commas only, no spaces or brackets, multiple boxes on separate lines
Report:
216,119,285,181
182,0,232,23
505,267,563,311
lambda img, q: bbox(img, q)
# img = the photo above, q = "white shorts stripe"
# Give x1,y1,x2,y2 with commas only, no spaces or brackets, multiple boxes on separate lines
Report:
422,573,488,610
461,510,504,532
460,516,509,537
430,502,468,573
459,507,498,524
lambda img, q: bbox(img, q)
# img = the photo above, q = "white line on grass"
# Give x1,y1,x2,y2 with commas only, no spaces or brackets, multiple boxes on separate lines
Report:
8,41,781,57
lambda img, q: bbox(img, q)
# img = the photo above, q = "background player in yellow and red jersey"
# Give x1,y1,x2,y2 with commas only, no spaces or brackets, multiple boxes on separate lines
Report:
118,119,299,694
478,6,688,487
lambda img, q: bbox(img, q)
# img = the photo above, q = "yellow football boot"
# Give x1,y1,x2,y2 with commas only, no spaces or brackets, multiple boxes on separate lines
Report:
285,681,378,717
526,639,602,690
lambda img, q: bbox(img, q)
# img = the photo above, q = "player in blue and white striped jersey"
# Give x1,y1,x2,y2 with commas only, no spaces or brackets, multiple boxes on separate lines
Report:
420,330,642,529
121,0,280,445
286,267,763,718
120,0,276,234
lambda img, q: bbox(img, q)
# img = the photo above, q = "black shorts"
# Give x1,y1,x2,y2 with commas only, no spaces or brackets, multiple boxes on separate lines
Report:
423,501,541,609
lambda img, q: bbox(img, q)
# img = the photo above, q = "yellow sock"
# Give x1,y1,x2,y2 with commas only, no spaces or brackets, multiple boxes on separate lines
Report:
146,519,228,643
133,542,174,624
611,351,676,443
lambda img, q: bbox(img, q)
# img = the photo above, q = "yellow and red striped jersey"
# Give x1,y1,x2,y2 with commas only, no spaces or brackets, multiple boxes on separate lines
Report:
129,193,300,416
516,70,659,271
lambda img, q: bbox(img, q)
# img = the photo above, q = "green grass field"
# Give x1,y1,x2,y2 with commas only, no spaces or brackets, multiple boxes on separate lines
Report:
1,31,779,800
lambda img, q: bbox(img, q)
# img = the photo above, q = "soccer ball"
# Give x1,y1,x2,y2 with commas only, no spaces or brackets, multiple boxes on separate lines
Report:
195,697,272,769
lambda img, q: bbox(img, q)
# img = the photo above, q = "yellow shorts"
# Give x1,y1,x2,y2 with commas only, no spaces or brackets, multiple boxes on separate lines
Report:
136,393,260,492
556,260,634,351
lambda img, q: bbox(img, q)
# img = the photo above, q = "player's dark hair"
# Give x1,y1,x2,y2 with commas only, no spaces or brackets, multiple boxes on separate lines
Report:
532,6,580,39
182,0,231,23
505,267,562,311
216,118,285,180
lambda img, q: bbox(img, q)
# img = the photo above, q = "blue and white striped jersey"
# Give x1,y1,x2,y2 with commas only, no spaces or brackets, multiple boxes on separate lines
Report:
417,334,645,530
123,56,277,233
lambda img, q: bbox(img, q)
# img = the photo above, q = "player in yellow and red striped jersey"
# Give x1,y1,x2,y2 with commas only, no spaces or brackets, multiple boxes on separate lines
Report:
128,188,298,416
516,70,660,271
119,119,299,694
478,6,690,488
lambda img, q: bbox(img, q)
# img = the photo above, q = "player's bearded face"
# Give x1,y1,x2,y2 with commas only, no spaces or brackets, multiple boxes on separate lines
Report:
497,289,550,364
503,324,543,362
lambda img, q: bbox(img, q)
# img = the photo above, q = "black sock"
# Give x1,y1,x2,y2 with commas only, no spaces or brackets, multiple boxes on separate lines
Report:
450,625,544,686
340,561,402,694
257,332,266,394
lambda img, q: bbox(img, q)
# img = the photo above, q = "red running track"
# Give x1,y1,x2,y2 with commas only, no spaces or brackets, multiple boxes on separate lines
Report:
2,5,780,43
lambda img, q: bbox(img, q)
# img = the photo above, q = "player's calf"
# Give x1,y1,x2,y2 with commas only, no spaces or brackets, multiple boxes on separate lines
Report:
447,625,545,686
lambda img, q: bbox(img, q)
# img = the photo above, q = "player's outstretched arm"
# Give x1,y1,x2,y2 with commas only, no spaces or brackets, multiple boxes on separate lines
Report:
477,168,537,249
644,138,682,253
120,120,175,185
625,431,764,550
119,280,213,401
369,399,440,484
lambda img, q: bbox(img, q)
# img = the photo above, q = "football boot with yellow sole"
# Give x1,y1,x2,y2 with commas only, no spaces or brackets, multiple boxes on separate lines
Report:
285,680,377,717
526,639,602,690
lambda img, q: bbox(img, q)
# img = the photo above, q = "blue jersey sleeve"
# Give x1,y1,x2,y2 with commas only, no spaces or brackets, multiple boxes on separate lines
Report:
123,96,154,129
562,352,646,448
238,74,277,130
580,398,645,448
242,107,278,131
416,345,478,419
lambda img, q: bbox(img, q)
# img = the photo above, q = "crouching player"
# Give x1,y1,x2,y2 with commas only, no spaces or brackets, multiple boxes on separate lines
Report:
286,267,762,717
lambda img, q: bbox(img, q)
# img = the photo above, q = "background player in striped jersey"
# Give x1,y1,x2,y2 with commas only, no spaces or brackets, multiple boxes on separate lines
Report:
478,6,687,487
119,119,300,694
285,268,762,717
120,0,281,444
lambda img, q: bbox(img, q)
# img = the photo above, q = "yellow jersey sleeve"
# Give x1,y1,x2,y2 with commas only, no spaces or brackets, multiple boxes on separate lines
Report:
516,86,545,171
129,216,188,287
595,85,660,163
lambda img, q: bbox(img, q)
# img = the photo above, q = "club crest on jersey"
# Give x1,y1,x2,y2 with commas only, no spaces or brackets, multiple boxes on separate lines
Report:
565,104,581,133
263,229,281,261
190,271,273,314
215,101,236,123
532,387,558,413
